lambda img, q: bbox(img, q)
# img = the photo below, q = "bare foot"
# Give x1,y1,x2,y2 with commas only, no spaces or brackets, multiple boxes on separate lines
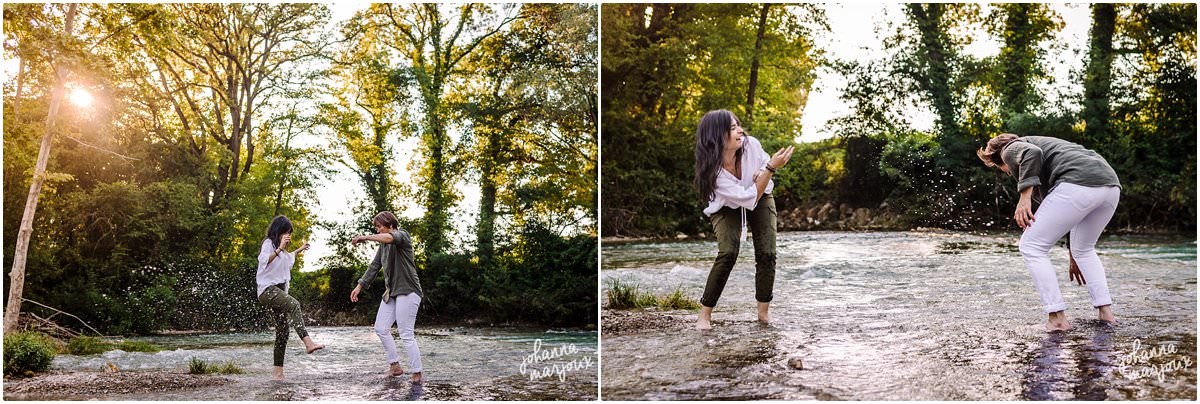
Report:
757,302,770,324
696,306,714,330
387,362,404,377
272,366,285,381
411,372,423,384
1045,311,1072,332
1097,305,1118,326
302,336,325,354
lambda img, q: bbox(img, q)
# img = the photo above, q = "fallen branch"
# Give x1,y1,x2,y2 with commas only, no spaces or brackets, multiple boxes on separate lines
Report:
25,312,81,340
22,298,107,337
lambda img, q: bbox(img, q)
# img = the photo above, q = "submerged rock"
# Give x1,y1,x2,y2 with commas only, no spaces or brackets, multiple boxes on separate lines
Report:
787,357,804,370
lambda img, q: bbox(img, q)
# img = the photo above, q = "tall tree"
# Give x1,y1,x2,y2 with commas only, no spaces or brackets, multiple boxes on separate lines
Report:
361,4,520,259
989,3,1061,120
6,3,78,333
744,4,770,127
1081,4,1117,144
122,4,328,209
456,3,597,264
904,4,961,147
320,28,410,217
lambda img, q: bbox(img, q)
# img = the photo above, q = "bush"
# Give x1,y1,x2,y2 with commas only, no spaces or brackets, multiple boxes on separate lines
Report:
188,357,209,374
189,357,243,375
607,280,700,310
67,336,107,355
4,332,57,376
659,286,701,310
605,279,658,309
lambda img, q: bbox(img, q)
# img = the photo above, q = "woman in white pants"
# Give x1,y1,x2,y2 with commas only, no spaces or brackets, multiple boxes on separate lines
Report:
350,211,425,382
978,134,1121,331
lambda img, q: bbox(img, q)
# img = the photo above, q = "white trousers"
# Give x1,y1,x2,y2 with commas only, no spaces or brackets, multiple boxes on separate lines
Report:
1018,182,1120,313
375,292,422,373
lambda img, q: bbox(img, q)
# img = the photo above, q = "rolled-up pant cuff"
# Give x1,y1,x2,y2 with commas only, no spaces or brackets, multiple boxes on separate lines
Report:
1043,303,1068,314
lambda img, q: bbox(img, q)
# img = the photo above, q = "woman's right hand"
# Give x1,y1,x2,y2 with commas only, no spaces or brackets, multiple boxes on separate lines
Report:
350,284,362,303
769,146,795,170
280,234,292,249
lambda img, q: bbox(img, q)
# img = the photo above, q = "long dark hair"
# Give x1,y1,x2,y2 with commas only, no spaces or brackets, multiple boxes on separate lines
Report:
694,109,742,204
265,215,293,250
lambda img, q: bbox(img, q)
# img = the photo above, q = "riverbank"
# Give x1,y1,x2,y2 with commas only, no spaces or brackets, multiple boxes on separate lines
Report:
601,309,690,336
4,371,232,399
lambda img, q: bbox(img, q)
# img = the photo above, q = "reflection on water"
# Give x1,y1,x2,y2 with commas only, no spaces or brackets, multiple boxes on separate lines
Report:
10,326,596,400
602,231,1196,400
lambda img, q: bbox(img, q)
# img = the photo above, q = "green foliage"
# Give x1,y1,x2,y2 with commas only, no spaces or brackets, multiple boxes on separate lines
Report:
297,223,596,327
188,357,241,375
606,279,699,310
658,286,701,310
188,357,208,374
66,336,106,355
4,332,57,376
605,279,657,310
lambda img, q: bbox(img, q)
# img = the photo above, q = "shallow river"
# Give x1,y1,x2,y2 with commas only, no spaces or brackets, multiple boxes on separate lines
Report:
601,231,1196,400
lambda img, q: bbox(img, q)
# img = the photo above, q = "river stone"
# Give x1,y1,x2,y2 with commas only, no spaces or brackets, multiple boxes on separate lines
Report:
788,357,804,370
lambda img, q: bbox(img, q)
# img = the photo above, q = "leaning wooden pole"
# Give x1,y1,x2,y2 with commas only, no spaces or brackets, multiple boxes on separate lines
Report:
5,3,78,333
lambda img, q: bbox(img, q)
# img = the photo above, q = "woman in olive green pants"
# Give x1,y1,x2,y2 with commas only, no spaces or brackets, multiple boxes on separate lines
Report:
257,215,324,380
693,109,794,330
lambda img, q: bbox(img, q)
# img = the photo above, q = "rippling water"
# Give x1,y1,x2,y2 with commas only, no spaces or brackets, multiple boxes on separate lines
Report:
11,326,597,400
601,231,1196,400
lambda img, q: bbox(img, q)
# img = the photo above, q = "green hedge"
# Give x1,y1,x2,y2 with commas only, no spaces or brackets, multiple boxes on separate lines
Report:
4,332,57,376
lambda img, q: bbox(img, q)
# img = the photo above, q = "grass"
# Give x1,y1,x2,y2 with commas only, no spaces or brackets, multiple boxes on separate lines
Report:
659,286,702,310
189,357,244,375
606,279,700,310
68,336,163,355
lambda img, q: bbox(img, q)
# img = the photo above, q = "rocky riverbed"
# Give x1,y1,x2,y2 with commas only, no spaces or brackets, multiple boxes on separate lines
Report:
4,371,232,399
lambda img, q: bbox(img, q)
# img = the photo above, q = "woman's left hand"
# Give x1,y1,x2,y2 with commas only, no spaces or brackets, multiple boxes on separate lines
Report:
296,242,311,254
351,235,365,245
1068,252,1086,286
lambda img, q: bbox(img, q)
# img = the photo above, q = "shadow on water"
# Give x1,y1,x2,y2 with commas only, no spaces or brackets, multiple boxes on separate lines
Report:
1021,322,1113,400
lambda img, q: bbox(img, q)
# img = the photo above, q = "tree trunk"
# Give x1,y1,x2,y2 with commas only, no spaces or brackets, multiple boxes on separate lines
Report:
5,3,77,333
369,123,392,215
745,4,770,128
1082,3,1116,145
999,4,1035,117
273,112,296,217
476,125,500,267
423,108,449,259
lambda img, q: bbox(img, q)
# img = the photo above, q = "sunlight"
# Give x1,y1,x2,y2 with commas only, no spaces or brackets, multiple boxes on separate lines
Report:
68,87,94,108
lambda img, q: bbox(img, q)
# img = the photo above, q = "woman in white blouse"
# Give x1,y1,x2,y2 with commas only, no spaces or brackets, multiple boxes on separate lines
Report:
257,215,324,380
692,109,794,330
